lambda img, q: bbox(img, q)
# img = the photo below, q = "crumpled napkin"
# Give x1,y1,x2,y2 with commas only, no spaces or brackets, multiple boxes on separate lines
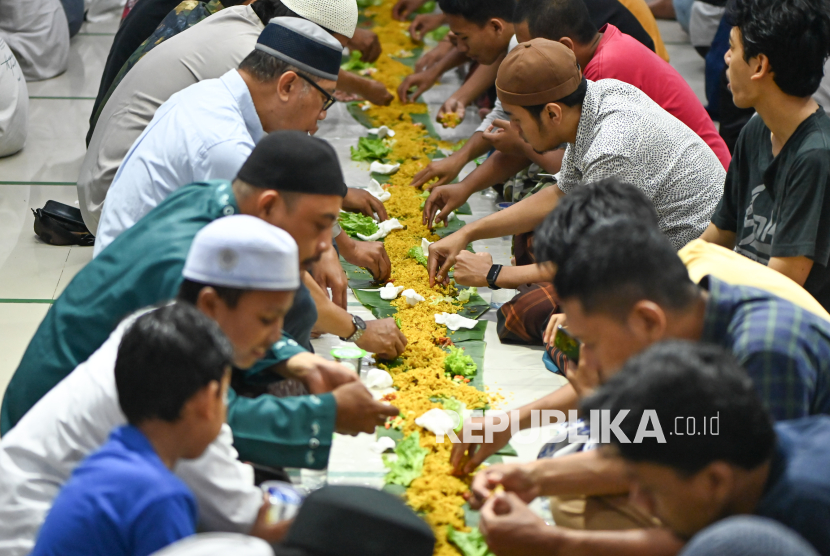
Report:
379,282,404,300
370,436,397,453
370,161,401,175
434,312,478,330
401,289,425,307
357,218,404,241
421,238,433,256
415,408,456,437
366,178,391,202
368,125,396,139
364,368,394,389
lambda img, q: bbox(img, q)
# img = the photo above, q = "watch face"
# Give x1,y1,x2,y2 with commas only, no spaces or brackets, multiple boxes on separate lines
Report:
353,315,367,330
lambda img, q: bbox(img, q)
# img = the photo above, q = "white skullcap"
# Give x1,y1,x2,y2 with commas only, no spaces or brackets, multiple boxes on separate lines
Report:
183,215,300,291
281,0,358,38
151,533,274,556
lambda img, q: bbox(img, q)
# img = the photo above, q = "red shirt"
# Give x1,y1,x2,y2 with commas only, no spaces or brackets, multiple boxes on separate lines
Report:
585,24,731,169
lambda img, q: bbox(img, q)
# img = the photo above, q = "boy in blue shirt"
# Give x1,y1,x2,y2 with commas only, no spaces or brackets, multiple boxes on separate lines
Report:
31,303,234,556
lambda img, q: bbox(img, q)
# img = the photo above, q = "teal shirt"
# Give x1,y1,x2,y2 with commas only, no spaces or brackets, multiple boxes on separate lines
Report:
1,181,336,469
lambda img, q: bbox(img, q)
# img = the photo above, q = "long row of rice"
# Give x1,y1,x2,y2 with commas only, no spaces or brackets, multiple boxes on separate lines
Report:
346,5,498,556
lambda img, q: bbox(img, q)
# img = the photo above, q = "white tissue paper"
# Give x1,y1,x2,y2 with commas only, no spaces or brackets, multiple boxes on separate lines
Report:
434,312,479,331
365,368,394,389
357,218,404,241
421,238,433,256
415,408,456,437
401,289,425,307
370,436,397,453
379,282,404,300
368,125,396,139
366,179,392,202
370,161,401,175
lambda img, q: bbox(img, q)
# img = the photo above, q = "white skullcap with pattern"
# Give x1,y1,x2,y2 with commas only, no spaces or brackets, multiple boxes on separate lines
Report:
281,0,358,38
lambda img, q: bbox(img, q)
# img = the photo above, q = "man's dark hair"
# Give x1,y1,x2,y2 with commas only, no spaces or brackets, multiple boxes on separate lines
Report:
523,76,588,122
238,50,321,84
115,303,233,424
534,178,658,267
177,278,248,309
438,0,516,25
514,0,598,44
728,0,830,97
553,218,697,318
582,341,776,474
251,0,299,25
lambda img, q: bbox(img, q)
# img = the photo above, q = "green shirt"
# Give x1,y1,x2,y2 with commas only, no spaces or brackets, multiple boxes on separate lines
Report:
711,109,830,310
1,180,336,469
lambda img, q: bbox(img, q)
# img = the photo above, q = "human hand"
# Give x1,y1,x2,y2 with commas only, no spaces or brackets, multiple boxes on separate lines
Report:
286,352,358,394
337,234,392,283
453,251,492,287
449,414,512,475
343,187,389,221
565,351,602,399
397,67,439,103
469,463,541,510
483,120,529,157
415,41,451,73
249,494,294,543
542,313,567,346
410,153,466,189
409,12,446,42
355,318,408,360
392,0,427,20
312,246,348,309
426,227,470,287
356,77,394,106
438,95,466,124
422,182,471,228
348,28,382,63
479,492,558,556
333,381,400,435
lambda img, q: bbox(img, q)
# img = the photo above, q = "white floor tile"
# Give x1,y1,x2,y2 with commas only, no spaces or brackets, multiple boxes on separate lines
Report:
27,35,115,99
0,304,51,401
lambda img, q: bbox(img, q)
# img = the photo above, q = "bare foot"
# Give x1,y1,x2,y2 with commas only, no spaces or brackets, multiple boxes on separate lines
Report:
648,0,676,19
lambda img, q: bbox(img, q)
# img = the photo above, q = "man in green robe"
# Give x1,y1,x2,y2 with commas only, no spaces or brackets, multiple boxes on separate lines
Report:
1,132,394,468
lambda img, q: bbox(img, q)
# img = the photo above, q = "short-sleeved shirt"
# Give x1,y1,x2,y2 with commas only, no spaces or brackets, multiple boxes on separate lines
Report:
78,4,263,233
88,0,225,139
755,416,830,555
555,79,725,249
710,109,830,311
30,425,197,556
700,276,830,420
94,69,264,255
586,24,730,168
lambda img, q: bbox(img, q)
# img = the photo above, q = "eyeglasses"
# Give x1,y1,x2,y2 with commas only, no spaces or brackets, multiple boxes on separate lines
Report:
296,72,336,112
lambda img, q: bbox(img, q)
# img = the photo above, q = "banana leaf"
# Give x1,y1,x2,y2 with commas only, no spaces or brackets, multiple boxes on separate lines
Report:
352,288,398,319
340,258,376,289
456,202,472,215
391,47,424,69
410,111,441,140
446,320,486,343
346,101,376,128
433,215,465,238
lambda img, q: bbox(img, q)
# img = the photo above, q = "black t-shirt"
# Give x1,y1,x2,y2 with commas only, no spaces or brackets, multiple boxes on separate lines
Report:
711,108,830,310
87,0,182,145
585,0,655,53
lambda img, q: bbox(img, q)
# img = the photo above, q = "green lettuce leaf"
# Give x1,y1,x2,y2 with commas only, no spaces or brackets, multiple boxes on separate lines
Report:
445,346,477,377
447,526,495,556
383,432,428,486
341,50,375,72
350,137,392,162
408,245,428,267
457,287,477,303
339,211,379,238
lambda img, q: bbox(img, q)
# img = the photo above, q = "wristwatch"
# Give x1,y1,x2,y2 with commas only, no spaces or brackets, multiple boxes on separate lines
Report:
340,314,367,342
487,264,503,290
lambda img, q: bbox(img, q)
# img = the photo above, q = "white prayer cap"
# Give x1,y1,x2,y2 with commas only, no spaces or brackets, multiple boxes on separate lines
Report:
282,0,358,38
183,215,300,291
151,533,274,556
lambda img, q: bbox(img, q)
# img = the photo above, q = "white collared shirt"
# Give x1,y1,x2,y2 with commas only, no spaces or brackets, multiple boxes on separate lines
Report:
556,79,725,249
0,311,261,556
94,69,264,257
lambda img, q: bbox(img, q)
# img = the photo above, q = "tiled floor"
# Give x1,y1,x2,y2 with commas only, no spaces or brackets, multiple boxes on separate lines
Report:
0,16,703,479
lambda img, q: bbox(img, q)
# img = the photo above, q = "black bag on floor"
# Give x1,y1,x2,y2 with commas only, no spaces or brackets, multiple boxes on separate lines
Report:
32,200,95,246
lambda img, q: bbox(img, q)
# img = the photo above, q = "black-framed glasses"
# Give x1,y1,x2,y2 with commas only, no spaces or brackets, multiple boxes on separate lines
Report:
297,72,336,112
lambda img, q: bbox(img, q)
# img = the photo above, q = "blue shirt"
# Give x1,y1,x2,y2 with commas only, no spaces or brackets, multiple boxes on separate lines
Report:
700,276,830,421
95,69,264,256
31,426,197,556
756,416,830,555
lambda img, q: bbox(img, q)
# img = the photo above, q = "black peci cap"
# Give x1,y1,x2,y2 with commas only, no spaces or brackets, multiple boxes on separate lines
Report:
236,131,347,197
273,486,436,556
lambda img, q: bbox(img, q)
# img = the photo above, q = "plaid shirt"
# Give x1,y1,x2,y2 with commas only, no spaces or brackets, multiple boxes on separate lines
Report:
701,276,830,420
